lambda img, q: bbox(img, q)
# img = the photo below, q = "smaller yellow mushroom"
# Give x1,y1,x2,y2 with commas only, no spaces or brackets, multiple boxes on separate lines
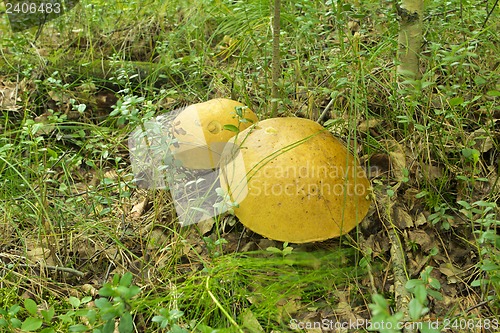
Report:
219,117,371,243
170,98,258,169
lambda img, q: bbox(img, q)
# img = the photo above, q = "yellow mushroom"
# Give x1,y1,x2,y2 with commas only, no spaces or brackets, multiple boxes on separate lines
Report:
219,117,371,243
170,98,258,169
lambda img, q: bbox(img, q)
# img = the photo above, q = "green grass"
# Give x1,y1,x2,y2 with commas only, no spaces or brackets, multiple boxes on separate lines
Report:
0,0,499,331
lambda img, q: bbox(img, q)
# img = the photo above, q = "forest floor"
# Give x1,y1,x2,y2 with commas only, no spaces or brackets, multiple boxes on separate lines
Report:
0,0,499,332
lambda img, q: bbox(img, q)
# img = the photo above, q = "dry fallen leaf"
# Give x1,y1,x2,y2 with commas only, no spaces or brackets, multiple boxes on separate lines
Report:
469,128,494,153
240,308,265,333
197,216,215,235
407,229,433,253
389,151,406,182
276,296,302,323
0,79,22,111
421,163,443,181
438,263,465,284
414,212,427,227
26,246,51,263
392,204,414,229
33,111,57,135
358,118,381,133
348,20,360,34
130,198,148,218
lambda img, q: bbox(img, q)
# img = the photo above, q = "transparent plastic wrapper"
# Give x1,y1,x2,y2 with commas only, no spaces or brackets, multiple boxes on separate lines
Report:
128,111,234,226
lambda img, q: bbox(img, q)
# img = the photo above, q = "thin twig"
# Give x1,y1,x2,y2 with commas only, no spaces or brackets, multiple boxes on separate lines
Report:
380,197,414,333
465,300,491,313
4,262,85,277
316,98,335,123
388,225,414,333
482,0,499,28
270,0,281,117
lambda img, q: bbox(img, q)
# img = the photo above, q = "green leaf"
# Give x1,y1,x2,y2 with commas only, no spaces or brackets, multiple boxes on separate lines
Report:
359,256,371,269
241,117,255,124
170,324,189,333
413,284,428,304
371,293,389,308
11,317,22,328
408,298,424,320
415,190,428,198
470,279,484,287
81,296,93,304
195,323,218,333
152,315,167,328
68,296,81,308
127,286,141,298
76,104,87,113
481,262,499,271
99,207,111,216
115,285,140,300
98,286,115,297
461,148,480,163
223,124,239,133
103,319,116,333
59,310,77,323
282,247,293,256
21,317,43,331
426,289,443,301
117,286,132,298
82,309,97,324
119,272,133,287
448,96,464,107
429,247,439,256
75,308,89,317
266,247,282,254
118,312,134,333
405,279,423,290
168,309,184,321
486,90,500,97
9,304,21,316
94,298,112,309
40,328,55,333
421,80,436,89
41,307,55,322
112,273,121,285
234,106,245,118
24,299,38,316
429,278,441,290
46,148,58,159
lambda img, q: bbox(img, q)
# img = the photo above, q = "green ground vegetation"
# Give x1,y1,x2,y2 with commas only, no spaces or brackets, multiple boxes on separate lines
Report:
0,0,498,332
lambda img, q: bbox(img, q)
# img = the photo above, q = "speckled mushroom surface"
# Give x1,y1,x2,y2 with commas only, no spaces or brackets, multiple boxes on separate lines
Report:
220,117,371,243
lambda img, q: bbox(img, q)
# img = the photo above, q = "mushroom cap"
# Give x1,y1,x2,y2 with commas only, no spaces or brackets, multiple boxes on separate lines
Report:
219,117,371,243
171,98,258,169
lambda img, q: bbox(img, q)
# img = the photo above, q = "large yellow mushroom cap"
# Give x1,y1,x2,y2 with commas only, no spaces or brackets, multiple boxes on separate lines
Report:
171,98,258,169
219,117,371,243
